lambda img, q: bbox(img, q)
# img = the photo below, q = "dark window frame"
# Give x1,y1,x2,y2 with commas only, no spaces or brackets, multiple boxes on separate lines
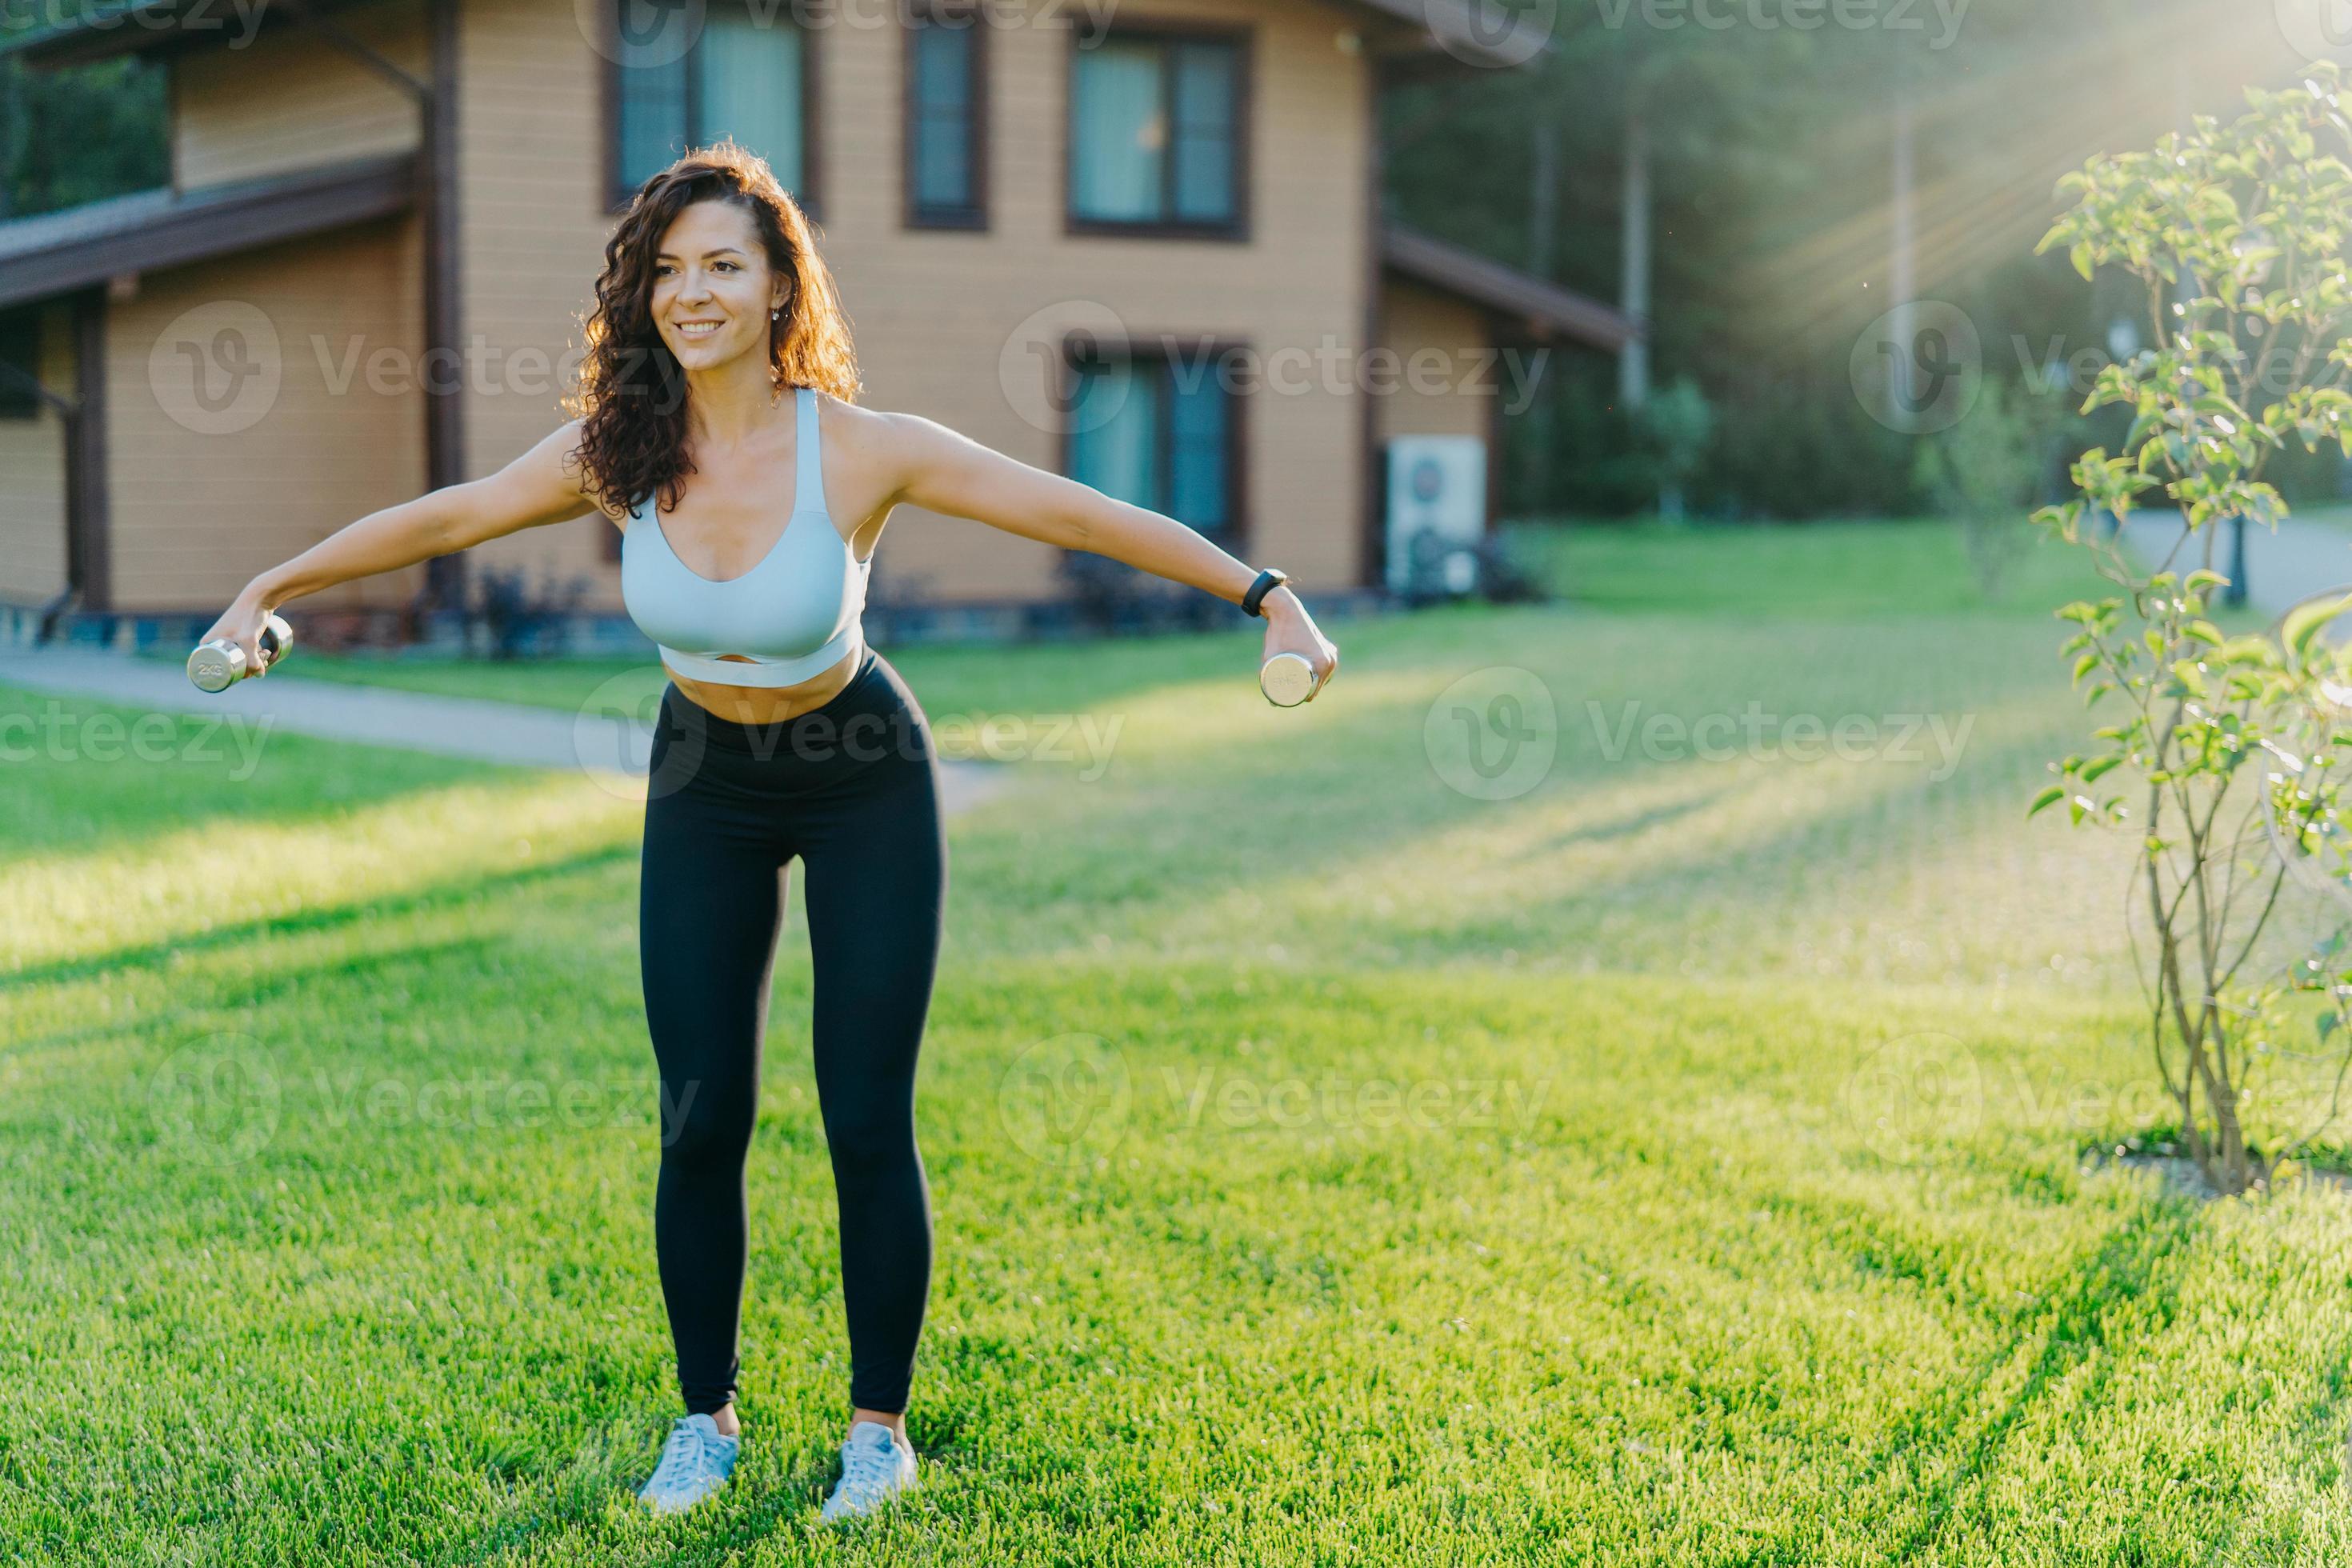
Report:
1054,330,1250,558
0,311,41,422
598,0,824,218
902,0,990,231
1063,22,1251,242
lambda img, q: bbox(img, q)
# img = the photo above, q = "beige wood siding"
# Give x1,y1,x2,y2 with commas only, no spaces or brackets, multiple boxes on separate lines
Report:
174,0,426,189
446,0,622,608
1376,278,1494,443
454,0,1374,610
0,304,74,606
102,217,429,612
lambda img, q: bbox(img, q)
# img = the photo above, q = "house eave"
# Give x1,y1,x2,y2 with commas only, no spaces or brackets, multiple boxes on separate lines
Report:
0,153,419,312
1381,222,1638,354
0,0,380,70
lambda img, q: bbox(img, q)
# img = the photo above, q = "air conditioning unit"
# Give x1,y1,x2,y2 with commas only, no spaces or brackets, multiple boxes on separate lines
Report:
1384,435,1486,597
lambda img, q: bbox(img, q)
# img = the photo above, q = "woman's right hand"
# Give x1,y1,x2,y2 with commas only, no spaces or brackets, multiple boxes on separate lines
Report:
198,592,277,677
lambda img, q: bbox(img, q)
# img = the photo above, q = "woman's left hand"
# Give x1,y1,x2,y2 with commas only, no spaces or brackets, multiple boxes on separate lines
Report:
1261,592,1339,701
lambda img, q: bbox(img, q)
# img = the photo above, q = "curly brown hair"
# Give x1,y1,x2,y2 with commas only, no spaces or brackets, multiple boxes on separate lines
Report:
565,141,861,520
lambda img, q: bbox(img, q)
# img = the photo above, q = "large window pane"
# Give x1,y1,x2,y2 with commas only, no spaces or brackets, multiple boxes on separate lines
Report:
1070,360,1159,510
1167,371,1227,529
1070,42,1163,222
912,24,974,213
1068,354,1230,533
1170,42,1235,222
698,10,802,192
616,45,688,190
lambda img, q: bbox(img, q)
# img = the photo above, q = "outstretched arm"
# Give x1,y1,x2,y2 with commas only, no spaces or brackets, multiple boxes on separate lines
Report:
878,410,1340,693
198,421,602,671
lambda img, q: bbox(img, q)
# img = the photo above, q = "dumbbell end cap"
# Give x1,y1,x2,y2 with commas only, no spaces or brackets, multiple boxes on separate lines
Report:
1260,652,1318,707
187,643,242,693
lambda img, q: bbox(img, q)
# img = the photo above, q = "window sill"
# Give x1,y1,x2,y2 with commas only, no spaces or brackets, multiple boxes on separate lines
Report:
906,208,990,232
1064,217,1250,243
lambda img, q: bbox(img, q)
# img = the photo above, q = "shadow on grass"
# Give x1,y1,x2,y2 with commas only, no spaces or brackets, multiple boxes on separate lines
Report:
0,841,636,997
1862,1194,2200,1559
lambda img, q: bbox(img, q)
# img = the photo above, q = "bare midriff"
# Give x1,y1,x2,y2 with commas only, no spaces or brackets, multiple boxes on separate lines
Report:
665,645,861,726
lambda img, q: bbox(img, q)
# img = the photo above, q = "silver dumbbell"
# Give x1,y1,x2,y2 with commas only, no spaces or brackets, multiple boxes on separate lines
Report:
1259,652,1324,707
188,614,295,693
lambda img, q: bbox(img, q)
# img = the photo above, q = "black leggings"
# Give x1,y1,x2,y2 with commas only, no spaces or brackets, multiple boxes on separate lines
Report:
638,643,946,1416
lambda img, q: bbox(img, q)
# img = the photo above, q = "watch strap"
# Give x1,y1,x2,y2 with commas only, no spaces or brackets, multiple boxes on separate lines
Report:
1242,568,1290,618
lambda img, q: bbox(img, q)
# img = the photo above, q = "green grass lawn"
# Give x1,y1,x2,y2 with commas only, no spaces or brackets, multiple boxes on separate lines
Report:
10,521,2352,1563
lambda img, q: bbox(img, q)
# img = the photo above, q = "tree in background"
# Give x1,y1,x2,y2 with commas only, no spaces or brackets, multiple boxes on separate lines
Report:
0,36,167,219
1386,0,2321,522
1639,375,1713,522
1914,377,2070,599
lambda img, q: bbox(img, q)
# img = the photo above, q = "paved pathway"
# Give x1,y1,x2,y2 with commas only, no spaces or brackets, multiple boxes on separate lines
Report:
2121,511,2352,626
2,646,1017,814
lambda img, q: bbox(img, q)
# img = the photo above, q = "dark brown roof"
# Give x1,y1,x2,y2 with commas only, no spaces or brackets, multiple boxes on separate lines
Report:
0,153,418,310
1382,222,1638,352
0,0,381,69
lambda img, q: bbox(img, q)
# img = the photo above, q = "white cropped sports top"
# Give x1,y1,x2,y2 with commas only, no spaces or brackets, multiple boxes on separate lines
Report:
620,384,871,687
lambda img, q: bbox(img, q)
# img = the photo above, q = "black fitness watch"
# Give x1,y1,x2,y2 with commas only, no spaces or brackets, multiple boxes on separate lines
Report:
1242,568,1290,618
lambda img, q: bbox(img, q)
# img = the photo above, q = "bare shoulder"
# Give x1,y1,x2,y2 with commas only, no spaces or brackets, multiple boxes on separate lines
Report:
814,396,970,488
814,394,940,452
514,415,593,479
540,415,621,519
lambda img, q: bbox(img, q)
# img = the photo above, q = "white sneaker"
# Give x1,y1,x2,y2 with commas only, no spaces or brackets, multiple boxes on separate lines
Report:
818,1419,918,1523
637,1413,738,1515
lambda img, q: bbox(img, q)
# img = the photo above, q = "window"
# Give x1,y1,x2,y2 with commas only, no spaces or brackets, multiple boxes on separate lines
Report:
1068,31,1246,237
905,5,986,229
0,312,39,422
607,0,813,210
1064,340,1239,543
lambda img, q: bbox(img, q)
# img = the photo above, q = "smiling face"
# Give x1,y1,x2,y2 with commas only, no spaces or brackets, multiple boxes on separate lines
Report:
649,198,793,374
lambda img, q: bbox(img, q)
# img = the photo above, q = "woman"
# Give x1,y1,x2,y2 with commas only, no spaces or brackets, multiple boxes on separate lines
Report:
198,143,1338,1525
